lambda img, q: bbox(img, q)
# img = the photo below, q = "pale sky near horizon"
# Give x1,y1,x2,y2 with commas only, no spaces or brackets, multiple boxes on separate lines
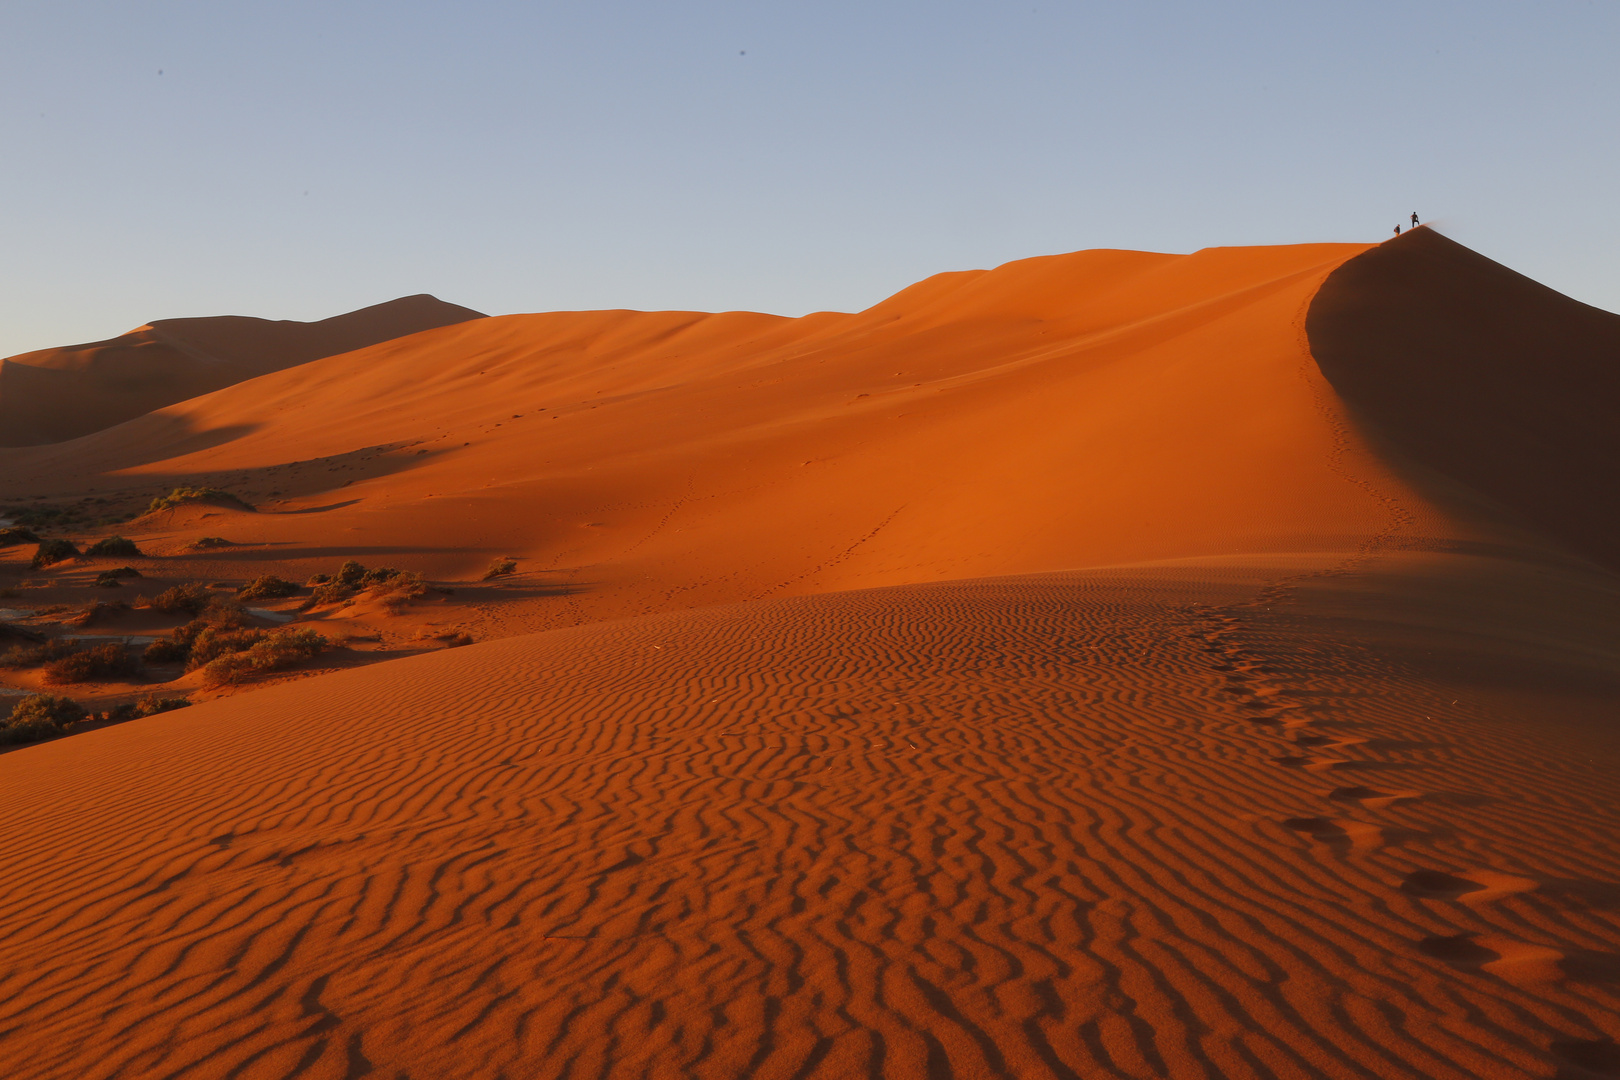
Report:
2,1,1616,358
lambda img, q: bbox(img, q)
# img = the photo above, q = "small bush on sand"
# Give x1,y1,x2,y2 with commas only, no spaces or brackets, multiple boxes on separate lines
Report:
1,693,85,744
73,600,130,627
237,575,298,601
306,573,331,586
200,628,327,687
135,695,190,717
94,567,142,587
44,643,142,685
86,536,142,558
189,536,234,550
142,601,253,665
299,581,354,611
369,571,426,610
335,560,367,586
145,583,213,615
482,557,517,580
0,526,41,547
186,627,269,669
32,539,80,568
148,488,254,514
142,637,189,664
1,638,76,668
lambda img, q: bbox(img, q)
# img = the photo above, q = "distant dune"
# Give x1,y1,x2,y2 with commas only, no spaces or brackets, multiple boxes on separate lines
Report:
1,232,1617,1080
0,294,486,446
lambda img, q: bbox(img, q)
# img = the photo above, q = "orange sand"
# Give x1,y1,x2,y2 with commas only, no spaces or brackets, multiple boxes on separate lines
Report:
0,295,485,446
1,231,1617,1079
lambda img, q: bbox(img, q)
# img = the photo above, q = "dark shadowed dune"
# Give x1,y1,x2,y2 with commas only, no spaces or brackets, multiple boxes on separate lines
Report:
1307,228,1620,572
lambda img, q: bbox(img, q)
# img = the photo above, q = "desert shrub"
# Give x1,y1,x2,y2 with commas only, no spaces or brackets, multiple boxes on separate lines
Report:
148,488,253,514
335,560,367,586
142,637,189,664
444,632,474,648
145,583,213,615
73,600,130,626
200,628,327,687
1,693,85,743
94,567,142,587
32,539,80,568
0,526,40,547
135,695,190,717
237,575,298,601
186,627,269,669
369,571,426,610
86,536,142,558
482,557,517,580
299,581,355,611
190,536,235,550
44,643,142,685
0,638,76,668
306,573,332,586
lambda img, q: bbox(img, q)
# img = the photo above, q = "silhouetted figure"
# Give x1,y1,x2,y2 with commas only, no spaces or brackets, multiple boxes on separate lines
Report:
1411,211,1420,228
1394,224,1402,236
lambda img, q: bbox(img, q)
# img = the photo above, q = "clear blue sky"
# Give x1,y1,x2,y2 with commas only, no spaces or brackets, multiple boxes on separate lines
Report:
2,1,1616,357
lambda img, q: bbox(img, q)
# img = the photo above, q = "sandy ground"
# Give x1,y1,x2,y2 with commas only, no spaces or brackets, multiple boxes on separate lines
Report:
1,230,1617,1079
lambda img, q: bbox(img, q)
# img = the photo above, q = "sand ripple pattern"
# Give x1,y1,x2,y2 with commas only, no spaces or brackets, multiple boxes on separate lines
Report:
3,567,1618,1079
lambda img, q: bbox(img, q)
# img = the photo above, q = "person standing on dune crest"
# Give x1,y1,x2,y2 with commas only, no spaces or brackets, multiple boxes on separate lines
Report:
1394,224,1402,236
1411,211,1420,228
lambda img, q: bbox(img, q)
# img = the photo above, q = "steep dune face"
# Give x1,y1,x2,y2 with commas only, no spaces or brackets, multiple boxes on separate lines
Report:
1307,228,1620,571
0,294,486,446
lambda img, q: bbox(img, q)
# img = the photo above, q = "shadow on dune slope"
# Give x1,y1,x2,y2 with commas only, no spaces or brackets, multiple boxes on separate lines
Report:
1307,228,1620,571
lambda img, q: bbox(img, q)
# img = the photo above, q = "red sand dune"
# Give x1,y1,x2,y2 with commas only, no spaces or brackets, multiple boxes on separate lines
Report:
1,231,1618,1079
0,294,486,446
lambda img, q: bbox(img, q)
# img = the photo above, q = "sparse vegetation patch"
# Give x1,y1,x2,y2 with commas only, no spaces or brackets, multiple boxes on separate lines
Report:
0,526,41,547
32,539,81,568
237,575,298,601
148,488,254,514
190,537,235,550
86,536,142,558
44,643,142,685
200,629,328,688
1,693,85,744
94,567,143,587
483,557,517,580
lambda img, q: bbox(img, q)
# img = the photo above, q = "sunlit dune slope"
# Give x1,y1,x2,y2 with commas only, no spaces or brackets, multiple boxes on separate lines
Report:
2,242,1422,626
0,294,485,446
1308,228,1620,572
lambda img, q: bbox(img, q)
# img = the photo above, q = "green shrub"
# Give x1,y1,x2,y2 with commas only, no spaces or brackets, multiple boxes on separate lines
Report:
1,693,84,743
483,557,517,580
148,488,254,514
237,575,298,601
44,643,141,685
189,536,234,550
200,628,327,687
335,560,367,586
86,536,142,558
0,526,40,547
32,539,80,568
